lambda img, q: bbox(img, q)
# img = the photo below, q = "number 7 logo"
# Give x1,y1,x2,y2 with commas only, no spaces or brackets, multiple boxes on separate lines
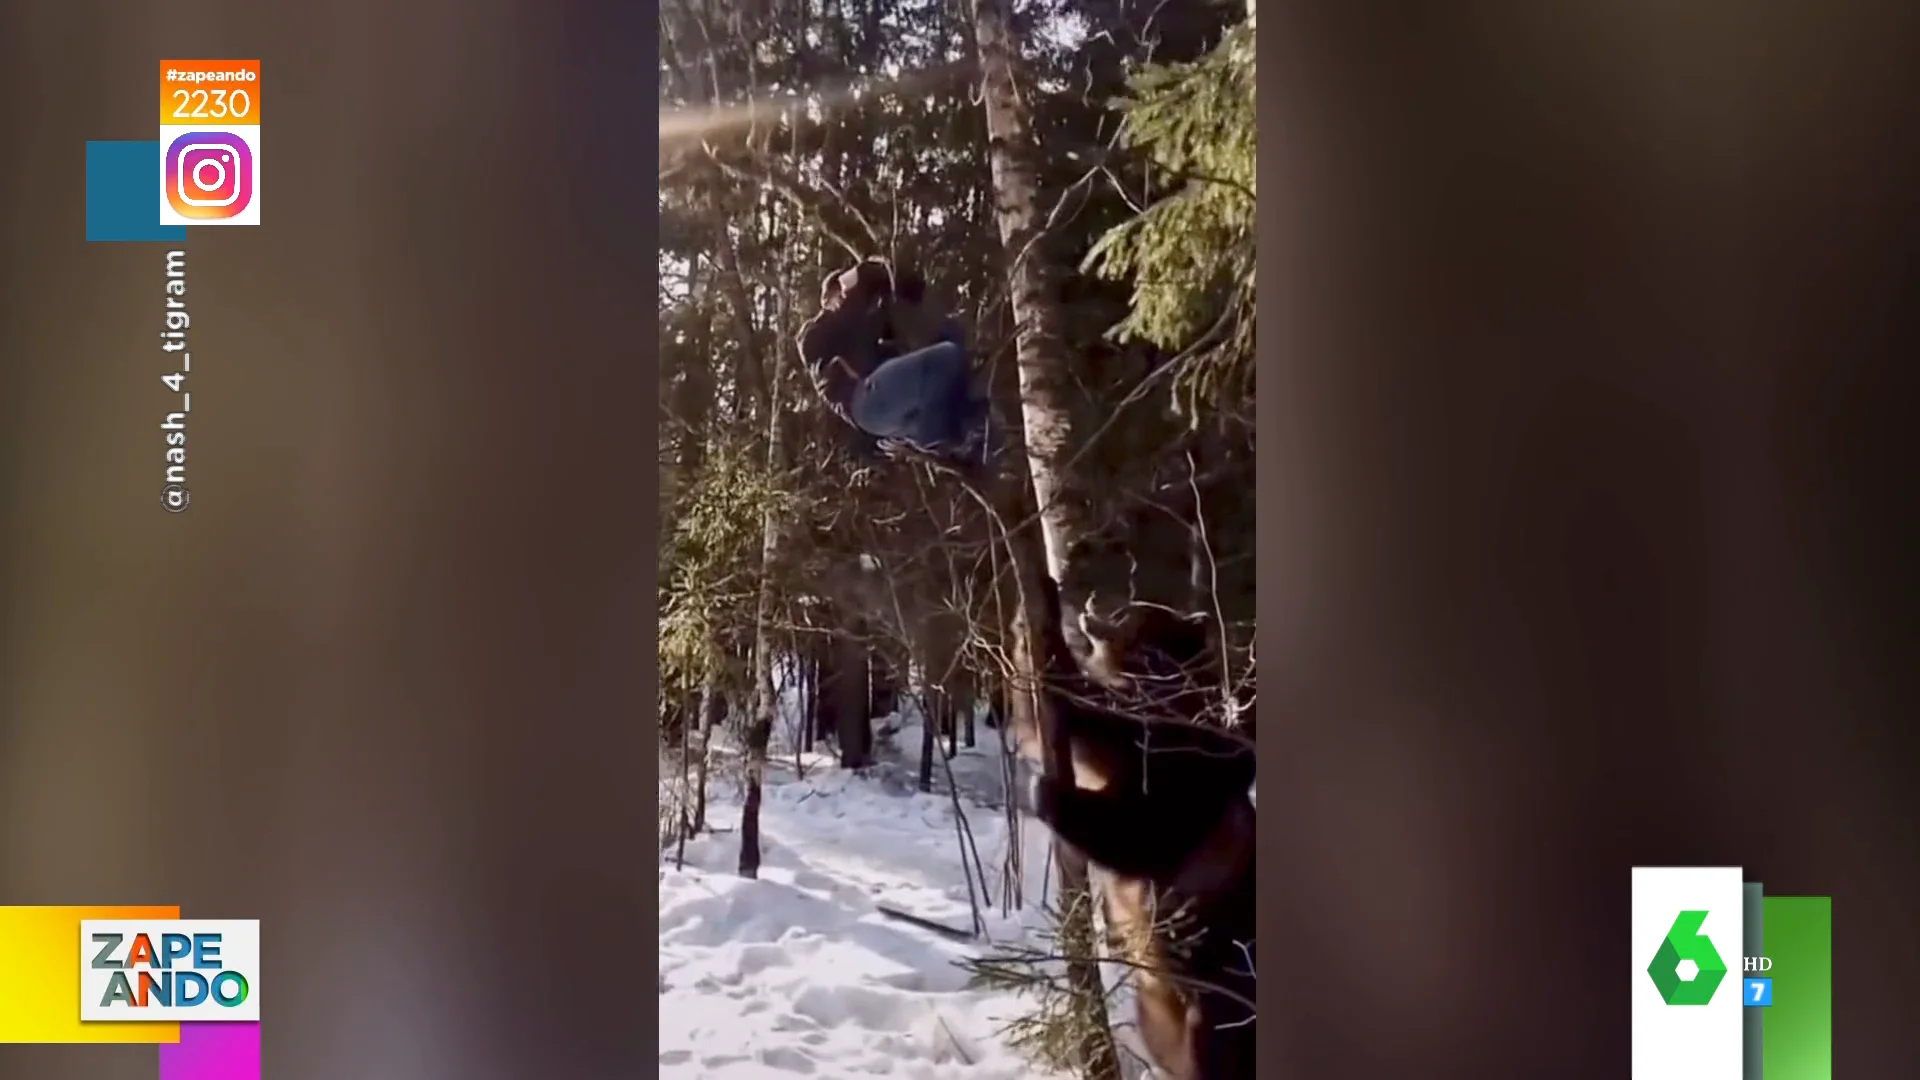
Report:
1744,977,1774,1007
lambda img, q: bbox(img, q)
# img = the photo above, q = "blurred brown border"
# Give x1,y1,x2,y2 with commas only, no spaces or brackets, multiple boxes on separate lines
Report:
0,5,659,1078
1255,2,1920,1075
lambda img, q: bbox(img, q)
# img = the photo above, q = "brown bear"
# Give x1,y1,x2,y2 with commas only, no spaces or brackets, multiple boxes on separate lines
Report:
1011,573,1257,1080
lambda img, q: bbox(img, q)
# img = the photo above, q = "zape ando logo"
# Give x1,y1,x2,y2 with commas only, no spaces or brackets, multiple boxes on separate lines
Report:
1647,910,1728,1006
80,919,260,1022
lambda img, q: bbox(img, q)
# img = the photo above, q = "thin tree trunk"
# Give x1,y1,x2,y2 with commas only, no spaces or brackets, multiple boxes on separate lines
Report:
738,550,778,879
971,0,1122,1073
813,645,837,746
738,258,790,880
662,694,686,746
946,687,961,757
674,699,695,868
791,646,808,775
739,640,775,879
799,649,816,754
963,677,977,748
692,682,720,834
918,687,938,792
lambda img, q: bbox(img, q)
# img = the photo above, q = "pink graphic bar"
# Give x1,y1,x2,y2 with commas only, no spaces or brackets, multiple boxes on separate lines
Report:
158,1022,259,1080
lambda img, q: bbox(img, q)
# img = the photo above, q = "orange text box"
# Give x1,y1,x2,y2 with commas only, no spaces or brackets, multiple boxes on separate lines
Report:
159,59,261,126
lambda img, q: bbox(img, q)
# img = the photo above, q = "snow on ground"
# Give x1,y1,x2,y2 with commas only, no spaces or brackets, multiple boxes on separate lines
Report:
659,700,1081,1079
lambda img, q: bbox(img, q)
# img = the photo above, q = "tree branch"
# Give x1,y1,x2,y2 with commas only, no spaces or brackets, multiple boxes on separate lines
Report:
702,151,880,261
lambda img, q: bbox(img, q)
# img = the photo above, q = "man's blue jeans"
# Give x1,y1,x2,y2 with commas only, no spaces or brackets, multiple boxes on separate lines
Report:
848,342,982,452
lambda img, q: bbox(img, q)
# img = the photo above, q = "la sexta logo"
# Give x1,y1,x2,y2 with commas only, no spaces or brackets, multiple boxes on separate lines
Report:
1646,910,1728,1006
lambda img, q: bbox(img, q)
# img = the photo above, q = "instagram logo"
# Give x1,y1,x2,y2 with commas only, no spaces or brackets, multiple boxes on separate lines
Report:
163,132,253,221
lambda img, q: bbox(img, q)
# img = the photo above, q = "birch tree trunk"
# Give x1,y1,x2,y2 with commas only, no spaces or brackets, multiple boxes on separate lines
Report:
971,0,1122,1074
971,0,1099,586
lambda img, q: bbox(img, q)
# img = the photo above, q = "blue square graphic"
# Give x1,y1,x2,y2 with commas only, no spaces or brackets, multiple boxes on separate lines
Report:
1743,976,1773,1007
85,141,187,243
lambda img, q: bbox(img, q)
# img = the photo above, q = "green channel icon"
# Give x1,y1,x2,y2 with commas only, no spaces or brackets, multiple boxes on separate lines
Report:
1647,910,1728,1005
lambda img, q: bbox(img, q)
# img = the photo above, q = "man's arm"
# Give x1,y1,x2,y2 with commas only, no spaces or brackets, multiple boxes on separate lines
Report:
797,310,841,368
796,313,861,422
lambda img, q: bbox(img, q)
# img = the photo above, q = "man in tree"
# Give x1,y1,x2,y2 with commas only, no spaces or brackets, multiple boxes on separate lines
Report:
797,260,992,472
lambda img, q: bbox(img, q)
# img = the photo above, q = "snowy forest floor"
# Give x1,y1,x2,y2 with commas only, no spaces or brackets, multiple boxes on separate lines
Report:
659,704,1158,1079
